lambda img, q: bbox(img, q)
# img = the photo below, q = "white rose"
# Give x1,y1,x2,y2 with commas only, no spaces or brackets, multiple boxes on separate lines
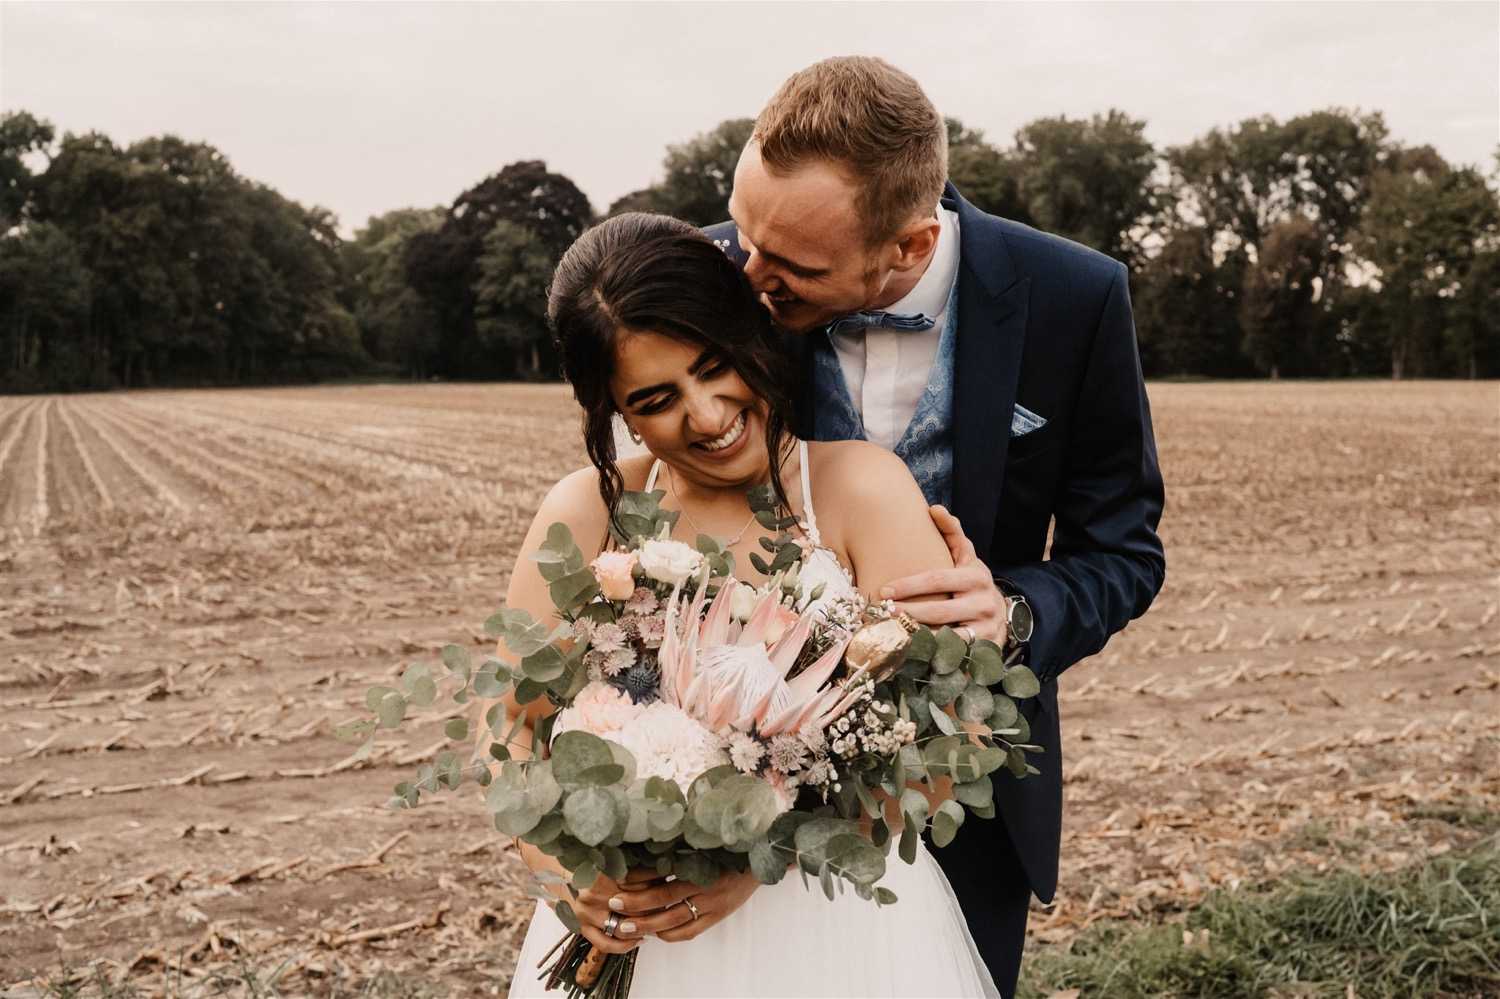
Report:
729,580,761,622
638,538,704,587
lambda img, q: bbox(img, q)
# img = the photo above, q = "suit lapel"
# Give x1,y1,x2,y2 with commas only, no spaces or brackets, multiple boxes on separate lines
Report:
948,186,1028,556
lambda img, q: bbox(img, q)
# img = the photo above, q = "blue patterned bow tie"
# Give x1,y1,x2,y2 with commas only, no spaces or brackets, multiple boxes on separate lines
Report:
825,309,936,338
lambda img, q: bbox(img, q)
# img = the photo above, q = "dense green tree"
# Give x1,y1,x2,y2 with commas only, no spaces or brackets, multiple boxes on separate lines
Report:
605,187,666,219
945,118,1028,222
1240,216,1324,378
0,111,56,230
343,207,445,376
1133,226,1249,377
645,118,755,226
0,222,92,389
473,220,557,378
1353,147,1500,378
403,160,592,378
1011,111,1156,265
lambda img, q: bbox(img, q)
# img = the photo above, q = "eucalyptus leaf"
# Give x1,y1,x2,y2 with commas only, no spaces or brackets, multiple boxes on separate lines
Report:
898,814,919,865
473,660,510,698
931,799,965,847
957,683,995,723
364,685,396,713
444,717,469,742
986,695,1019,732
749,838,788,885
600,845,629,882
376,691,407,729
904,628,937,665
930,627,968,675
548,569,601,612
520,645,566,683
402,663,438,706
562,787,619,847
551,731,615,789
968,640,1006,686
1006,746,1029,778
674,852,718,888
929,705,958,735
1001,665,1042,699
440,645,471,679
825,833,885,886
928,667,968,707
514,677,547,704
954,775,993,808
569,860,600,892
899,788,930,827
553,900,581,933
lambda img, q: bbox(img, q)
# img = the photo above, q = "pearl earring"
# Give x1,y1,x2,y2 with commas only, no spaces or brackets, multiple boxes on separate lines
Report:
628,426,643,444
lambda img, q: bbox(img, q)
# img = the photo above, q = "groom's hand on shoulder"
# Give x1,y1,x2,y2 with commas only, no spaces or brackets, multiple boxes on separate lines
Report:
880,505,1008,645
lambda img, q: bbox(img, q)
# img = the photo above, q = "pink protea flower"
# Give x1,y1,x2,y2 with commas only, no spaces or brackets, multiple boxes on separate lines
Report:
655,579,852,738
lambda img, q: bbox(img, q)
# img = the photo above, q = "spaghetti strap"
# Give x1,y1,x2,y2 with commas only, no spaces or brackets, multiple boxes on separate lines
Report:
798,440,821,546
645,459,663,492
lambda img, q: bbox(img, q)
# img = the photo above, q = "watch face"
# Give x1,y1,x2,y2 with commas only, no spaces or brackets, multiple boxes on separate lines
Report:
1009,598,1034,643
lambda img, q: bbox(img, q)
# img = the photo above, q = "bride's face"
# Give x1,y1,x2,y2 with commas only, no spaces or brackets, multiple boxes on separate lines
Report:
610,330,768,489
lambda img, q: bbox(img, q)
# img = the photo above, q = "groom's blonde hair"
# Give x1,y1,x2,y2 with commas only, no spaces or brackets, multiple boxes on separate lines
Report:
754,56,947,246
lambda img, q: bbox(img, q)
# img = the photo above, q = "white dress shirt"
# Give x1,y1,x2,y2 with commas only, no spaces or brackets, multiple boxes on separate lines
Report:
830,208,961,450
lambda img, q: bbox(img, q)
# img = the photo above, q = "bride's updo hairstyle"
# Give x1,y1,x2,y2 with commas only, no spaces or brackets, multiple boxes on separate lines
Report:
547,212,797,525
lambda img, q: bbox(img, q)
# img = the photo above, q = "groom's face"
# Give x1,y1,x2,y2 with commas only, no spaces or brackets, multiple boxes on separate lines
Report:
728,143,892,334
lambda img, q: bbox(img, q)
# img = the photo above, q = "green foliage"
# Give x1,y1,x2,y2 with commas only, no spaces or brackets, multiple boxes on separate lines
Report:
403,159,592,381
1,118,368,392
1019,840,1500,999
611,118,755,226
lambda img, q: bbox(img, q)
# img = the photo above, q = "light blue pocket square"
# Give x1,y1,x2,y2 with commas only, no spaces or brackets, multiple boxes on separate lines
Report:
1010,404,1047,437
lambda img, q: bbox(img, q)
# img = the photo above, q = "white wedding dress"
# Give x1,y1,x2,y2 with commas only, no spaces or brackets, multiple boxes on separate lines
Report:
507,442,998,998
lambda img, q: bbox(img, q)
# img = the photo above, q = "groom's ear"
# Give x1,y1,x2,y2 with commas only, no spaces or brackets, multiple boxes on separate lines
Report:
888,218,942,274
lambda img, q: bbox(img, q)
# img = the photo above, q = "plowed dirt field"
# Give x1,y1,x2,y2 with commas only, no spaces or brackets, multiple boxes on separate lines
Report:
2,382,1496,994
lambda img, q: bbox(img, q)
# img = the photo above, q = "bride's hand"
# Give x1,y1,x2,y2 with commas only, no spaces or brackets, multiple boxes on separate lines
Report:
605,867,761,943
517,846,655,954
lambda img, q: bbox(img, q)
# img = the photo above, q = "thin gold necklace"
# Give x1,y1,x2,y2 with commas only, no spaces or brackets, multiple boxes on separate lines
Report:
666,464,759,547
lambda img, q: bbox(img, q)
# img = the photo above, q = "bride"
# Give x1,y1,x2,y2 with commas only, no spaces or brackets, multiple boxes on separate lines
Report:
498,213,998,998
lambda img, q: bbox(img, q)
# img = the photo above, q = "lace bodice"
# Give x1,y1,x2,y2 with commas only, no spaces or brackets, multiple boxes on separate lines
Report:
643,440,860,617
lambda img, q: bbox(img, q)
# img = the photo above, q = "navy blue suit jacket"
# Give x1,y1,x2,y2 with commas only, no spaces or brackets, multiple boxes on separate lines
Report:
705,182,1166,902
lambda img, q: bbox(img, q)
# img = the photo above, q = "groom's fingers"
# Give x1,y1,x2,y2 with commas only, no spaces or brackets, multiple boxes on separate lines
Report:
881,563,979,602
893,595,974,626
928,504,978,565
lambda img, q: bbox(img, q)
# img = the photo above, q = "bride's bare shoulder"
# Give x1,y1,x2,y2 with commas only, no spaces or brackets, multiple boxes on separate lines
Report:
805,439,919,500
533,455,655,543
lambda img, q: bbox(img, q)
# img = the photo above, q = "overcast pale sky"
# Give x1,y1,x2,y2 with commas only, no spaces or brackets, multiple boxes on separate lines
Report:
2,1,1496,234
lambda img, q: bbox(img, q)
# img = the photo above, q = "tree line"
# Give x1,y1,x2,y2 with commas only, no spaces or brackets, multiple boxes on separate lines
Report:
2,107,1496,393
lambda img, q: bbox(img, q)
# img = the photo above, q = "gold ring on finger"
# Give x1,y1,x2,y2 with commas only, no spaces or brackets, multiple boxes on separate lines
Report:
681,897,701,921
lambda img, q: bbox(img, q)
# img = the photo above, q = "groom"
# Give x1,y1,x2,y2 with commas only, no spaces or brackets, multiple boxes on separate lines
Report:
704,57,1165,996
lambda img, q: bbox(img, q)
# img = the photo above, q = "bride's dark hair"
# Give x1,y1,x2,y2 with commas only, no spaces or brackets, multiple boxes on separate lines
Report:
547,212,797,528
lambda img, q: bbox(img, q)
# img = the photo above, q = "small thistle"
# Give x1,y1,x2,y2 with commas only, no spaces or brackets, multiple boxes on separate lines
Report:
615,656,661,704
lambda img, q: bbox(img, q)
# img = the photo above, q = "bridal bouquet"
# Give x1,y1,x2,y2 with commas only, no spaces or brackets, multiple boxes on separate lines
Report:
337,487,1042,998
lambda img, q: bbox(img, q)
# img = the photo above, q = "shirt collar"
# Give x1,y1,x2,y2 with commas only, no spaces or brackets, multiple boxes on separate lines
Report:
882,206,960,320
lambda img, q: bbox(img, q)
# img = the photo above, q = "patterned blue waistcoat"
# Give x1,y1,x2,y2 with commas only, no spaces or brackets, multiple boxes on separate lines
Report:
809,280,959,506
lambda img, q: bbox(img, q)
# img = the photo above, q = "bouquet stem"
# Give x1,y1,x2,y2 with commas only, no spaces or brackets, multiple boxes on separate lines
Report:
539,931,638,998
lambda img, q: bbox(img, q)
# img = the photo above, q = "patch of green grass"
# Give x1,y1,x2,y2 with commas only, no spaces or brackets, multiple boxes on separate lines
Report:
1407,804,1500,834
1019,837,1500,999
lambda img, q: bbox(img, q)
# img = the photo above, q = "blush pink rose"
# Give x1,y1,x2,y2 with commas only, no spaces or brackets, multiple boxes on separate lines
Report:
590,550,639,601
